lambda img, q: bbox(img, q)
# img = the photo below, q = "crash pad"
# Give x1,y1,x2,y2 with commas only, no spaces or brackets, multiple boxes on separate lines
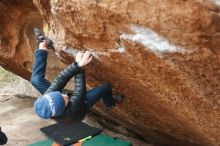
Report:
40,122,102,146
28,139,53,146
29,134,132,146
83,134,132,146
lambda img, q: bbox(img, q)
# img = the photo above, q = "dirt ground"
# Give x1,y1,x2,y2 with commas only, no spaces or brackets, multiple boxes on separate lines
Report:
0,95,150,146
0,94,55,145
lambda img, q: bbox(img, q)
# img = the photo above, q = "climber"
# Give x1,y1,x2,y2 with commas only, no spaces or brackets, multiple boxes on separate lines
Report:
31,28,124,123
0,127,7,145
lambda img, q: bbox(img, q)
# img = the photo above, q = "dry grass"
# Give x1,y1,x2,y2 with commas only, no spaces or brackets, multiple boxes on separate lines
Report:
0,67,17,83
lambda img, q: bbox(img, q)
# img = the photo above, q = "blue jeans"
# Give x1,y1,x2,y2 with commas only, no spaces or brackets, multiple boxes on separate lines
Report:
31,49,116,109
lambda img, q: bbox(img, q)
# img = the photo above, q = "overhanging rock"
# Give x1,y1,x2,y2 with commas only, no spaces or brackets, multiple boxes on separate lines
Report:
0,0,219,146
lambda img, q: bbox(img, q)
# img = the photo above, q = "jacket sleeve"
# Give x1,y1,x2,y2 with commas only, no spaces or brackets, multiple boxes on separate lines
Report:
70,70,86,112
45,62,81,94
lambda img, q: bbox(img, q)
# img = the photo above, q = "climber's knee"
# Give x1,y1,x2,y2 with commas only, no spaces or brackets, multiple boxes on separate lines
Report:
31,76,41,88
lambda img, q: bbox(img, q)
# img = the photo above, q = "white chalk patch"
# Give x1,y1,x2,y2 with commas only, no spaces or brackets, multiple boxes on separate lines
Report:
64,46,125,59
51,6,57,15
118,47,126,53
212,0,220,5
92,48,126,57
120,25,188,55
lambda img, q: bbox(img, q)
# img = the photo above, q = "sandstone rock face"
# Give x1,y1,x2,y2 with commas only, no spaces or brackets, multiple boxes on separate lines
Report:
0,0,219,146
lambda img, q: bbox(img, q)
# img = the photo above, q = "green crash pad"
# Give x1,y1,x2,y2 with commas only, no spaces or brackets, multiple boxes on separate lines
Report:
83,134,132,146
28,134,132,146
28,139,53,146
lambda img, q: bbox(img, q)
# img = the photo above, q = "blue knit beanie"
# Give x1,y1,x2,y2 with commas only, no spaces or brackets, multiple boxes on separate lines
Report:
34,91,65,119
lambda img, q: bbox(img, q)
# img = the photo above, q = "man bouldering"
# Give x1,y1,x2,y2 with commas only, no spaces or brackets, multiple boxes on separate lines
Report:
31,28,124,122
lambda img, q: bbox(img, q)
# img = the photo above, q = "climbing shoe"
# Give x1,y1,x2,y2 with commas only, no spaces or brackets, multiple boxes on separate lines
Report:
34,28,44,44
105,93,124,111
34,28,54,49
44,37,54,50
113,93,125,105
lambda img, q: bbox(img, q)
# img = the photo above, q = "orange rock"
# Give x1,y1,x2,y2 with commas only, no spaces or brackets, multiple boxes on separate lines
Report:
0,0,219,146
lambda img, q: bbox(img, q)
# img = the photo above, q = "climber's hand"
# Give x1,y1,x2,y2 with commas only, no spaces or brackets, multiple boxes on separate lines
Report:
77,51,93,67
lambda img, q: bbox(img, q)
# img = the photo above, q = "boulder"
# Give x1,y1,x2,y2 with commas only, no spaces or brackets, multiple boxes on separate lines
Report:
0,0,219,146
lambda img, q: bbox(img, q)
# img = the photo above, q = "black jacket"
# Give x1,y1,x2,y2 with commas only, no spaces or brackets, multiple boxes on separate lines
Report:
45,62,88,123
